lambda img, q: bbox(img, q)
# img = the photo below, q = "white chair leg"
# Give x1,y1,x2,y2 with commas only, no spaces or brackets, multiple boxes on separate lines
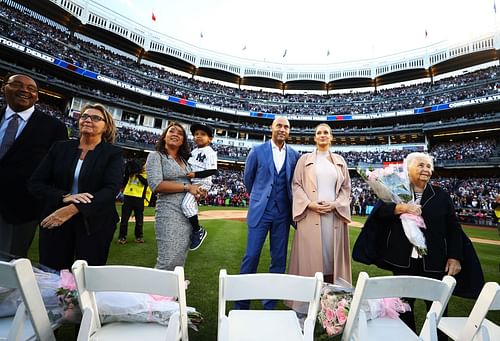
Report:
7,302,27,341
422,311,438,341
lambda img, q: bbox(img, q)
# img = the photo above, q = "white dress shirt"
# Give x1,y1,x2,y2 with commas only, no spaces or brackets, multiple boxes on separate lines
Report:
0,105,35,142
271,140,286,173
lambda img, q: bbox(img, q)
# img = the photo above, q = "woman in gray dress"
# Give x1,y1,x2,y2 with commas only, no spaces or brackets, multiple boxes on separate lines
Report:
146,122,205,270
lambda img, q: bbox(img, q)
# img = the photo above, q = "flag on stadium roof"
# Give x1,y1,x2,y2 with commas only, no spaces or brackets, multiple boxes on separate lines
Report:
151,11,156,21
200,32,204,38
282,49,287,58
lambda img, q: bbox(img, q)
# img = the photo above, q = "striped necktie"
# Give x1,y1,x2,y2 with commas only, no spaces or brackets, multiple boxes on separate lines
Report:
0,114,20,160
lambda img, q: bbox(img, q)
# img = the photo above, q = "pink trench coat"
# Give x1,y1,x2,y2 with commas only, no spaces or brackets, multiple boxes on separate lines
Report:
288,151,352,285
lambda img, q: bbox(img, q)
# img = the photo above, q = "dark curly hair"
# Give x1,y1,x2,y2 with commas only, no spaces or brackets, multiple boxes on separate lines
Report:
155,121,191,161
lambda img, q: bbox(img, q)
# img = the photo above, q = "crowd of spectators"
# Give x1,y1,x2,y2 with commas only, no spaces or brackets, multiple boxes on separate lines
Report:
202,170,249,207
5,97,497,167
351,177,499,226
2,2,500,119
1,97,497,226
2,2,499,226
198,173,500,227
429,139,497,161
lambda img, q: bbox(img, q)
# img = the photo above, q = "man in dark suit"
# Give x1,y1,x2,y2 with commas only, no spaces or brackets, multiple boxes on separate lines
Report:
0,73,68,259
235,116,300,310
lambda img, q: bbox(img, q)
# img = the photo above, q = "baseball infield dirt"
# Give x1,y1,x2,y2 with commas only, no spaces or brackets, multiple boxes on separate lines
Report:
140,210,498,245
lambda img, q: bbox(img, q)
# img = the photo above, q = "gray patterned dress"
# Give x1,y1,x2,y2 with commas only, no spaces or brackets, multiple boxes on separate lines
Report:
146,151,192,270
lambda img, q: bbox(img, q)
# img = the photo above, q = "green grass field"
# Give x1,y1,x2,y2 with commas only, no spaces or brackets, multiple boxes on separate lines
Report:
28,205,500,340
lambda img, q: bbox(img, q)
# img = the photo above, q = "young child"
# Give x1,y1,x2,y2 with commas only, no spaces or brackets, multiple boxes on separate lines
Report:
183,123,218,250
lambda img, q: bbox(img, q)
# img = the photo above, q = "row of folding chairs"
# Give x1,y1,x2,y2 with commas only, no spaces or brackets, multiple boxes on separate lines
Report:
0,258,498,341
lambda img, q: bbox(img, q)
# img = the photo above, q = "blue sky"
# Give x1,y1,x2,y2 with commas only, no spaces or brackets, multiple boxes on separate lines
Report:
100,0,497,64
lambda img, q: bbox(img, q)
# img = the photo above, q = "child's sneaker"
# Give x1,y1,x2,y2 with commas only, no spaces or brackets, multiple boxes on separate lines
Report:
190,227,207,251
117,238,127,245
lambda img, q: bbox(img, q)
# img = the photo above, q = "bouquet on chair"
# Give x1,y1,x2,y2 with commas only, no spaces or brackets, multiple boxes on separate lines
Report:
317,283,352,337
357,164,428,256
55,270,81,323
317,281,411,337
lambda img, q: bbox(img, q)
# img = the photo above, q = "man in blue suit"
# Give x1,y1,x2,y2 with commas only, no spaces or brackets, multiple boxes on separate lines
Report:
235,116,300,310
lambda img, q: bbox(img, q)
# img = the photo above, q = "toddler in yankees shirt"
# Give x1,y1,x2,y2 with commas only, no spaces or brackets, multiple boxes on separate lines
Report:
183,123,217,250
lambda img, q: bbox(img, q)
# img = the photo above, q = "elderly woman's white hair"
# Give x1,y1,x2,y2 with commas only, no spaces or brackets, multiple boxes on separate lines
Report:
403,152,434,173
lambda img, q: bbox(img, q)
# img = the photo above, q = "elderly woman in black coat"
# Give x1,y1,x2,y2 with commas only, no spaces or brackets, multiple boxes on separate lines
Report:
354,152,464,340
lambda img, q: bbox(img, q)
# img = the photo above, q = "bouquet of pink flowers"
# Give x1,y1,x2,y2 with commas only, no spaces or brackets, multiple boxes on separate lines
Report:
318,286,352,336
55,270,81,323
358,164,428,256
318,282,411,337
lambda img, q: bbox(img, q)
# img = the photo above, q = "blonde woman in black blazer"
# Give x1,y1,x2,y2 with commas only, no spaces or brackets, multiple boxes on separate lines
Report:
29,103,123,270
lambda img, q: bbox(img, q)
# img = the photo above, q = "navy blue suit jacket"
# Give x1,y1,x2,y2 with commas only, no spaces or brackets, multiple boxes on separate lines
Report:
244,141,299,227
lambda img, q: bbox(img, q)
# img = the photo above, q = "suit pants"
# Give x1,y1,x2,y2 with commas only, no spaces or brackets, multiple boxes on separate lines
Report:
39,216,116,271
0,213,37,260
119,195,145,239
392,257,448,341
235,204,291,310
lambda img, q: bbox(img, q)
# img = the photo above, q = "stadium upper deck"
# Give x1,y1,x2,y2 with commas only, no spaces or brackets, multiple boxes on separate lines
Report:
0,0,498,166
10,0,500,90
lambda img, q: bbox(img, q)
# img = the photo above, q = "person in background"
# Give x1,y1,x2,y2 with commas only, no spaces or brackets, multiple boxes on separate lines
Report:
184,123,217,251
235,117,300,310
0,73,67,260
493,194,500,236
146,122,205,270
29,103,123,270
117,159,151,244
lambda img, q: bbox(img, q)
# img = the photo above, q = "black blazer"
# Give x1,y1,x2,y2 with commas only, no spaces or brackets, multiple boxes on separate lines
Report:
29,140,123,235
353,184,464,272
0,108,68,224
353,186,484,298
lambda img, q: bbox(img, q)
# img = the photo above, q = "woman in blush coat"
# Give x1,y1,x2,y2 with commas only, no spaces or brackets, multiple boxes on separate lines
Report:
287,124,352,312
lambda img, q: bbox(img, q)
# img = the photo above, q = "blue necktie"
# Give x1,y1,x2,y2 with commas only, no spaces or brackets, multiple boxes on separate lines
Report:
0,114,20,160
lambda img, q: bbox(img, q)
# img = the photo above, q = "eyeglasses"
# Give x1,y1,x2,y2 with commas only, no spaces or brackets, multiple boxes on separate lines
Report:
80,113,105,122
6,81,38,93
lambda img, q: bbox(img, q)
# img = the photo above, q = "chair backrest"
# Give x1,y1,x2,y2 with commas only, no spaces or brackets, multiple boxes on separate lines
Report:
72,260,189,341
342,272,456,340
219,269,323,303
0,258,56,341
218,270,323,341
457,282,500,341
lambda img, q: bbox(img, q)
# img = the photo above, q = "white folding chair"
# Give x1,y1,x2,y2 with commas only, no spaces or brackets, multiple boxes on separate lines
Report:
341,272,456,341
217,269,323,341
0,258,57,341
72,260,189,341
438,282,499,341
